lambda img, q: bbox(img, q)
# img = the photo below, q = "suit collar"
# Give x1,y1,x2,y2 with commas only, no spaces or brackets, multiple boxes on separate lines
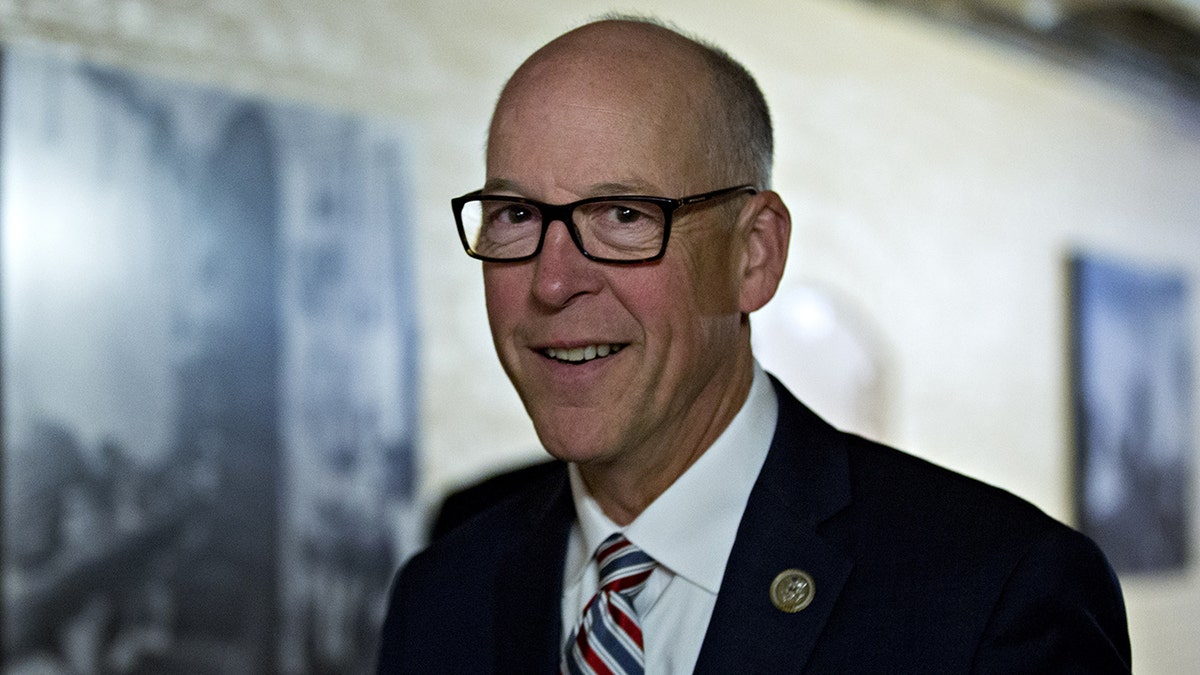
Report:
695,376,855,673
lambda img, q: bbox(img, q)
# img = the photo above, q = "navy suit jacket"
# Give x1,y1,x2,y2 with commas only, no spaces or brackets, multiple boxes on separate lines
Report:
378,378,1131,673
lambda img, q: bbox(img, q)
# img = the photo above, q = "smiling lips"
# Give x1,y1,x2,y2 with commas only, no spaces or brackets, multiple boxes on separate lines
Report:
542,343,626,364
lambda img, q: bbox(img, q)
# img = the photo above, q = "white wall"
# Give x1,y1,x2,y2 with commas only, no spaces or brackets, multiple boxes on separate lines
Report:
2,0,1198,671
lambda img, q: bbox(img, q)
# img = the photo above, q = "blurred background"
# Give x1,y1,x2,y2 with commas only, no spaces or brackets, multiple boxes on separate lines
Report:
1,0,1197,672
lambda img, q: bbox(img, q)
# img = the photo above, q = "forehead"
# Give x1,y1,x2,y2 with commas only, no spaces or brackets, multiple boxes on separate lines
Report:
486,25,715,196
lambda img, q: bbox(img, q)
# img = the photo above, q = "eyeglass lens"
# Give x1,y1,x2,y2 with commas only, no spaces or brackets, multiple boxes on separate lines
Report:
460,198,668,261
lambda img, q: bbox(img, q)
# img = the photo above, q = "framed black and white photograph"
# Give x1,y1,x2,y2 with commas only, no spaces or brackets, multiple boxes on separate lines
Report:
1,46,419,673
1071,253,1193,574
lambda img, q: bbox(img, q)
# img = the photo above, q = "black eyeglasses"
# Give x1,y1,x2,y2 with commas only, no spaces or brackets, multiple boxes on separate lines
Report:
452,184,757,264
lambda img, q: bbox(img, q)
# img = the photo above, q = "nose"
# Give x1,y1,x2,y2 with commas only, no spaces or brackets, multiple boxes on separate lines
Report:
530,219,601,307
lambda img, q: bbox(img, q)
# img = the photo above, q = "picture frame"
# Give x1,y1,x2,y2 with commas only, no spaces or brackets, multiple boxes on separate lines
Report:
1070,252,1192,573
1,46,419,673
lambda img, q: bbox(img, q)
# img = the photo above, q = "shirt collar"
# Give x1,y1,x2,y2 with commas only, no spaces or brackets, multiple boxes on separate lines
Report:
566,363,778,593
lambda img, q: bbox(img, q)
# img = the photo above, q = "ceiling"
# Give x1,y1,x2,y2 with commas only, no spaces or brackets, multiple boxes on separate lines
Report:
873,0,1200,103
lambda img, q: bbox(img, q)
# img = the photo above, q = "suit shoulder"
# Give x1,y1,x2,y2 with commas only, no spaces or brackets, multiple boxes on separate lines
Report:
839,433,1074,548
849,433,1053,514
431,459,565,540
404,459,569,590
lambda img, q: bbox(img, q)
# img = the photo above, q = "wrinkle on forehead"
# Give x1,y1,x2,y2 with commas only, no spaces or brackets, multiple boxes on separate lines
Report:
496,100,667,135
481,178,668,199
559,101,661,124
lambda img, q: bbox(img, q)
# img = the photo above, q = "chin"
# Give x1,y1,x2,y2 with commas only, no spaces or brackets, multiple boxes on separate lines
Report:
539,439,607,466
522,397,624,458
533,424,618,467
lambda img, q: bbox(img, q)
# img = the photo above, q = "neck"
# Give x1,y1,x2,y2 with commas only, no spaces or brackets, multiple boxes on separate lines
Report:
578,354,756,526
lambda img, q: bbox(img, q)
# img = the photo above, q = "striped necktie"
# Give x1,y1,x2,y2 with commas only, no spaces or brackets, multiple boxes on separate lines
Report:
562,533,657,675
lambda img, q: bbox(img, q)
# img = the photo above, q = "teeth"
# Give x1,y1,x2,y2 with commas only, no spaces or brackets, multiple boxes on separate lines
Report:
544,344,623,363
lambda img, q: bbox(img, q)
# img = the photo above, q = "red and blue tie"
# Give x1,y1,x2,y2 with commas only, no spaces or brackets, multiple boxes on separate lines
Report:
562,533,657,675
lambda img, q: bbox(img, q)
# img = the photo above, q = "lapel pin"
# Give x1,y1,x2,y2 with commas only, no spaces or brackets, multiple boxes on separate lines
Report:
770,569,815,613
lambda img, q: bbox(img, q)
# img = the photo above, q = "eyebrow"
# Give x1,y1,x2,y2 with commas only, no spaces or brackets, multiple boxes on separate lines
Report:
479,178,665,198
481,178,522,193
588,180,662,196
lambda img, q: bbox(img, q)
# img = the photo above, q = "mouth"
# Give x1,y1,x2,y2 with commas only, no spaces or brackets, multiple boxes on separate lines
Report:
541,343,625,364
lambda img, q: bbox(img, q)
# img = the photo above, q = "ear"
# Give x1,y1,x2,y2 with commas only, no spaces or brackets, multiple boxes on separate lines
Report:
735,190,791,314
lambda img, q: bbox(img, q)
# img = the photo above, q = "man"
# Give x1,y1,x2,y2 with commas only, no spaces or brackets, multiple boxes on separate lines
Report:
378,16,1131,673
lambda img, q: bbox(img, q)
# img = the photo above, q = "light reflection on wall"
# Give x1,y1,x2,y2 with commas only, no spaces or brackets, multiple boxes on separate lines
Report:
1,64,180,466
752,283,890,441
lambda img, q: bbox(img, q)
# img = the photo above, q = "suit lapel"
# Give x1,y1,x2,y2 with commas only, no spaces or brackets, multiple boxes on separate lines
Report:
695,378,855,673
494,468,574,674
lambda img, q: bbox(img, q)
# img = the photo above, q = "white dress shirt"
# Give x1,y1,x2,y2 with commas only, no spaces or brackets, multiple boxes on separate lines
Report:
561,364,779,674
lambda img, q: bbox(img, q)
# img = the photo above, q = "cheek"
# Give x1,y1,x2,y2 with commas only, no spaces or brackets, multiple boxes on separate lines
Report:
482,267,526,338
616,250,737,351
675,231,741,317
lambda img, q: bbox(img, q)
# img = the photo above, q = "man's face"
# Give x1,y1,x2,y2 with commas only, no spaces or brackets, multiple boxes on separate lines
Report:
481,34,754,474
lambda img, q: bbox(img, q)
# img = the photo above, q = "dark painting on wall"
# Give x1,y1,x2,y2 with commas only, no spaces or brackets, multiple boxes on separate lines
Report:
0,46,420,673
1071,253,1192,574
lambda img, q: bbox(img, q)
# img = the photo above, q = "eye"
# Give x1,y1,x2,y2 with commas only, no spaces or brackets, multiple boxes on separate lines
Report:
590,201,657,227
610,205,645,224
491,204,537,225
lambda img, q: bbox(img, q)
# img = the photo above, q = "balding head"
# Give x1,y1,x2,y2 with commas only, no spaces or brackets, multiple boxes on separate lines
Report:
489,18,774,191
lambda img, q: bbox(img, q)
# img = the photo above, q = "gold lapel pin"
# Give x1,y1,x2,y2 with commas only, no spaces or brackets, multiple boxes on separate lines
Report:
770,569,815,613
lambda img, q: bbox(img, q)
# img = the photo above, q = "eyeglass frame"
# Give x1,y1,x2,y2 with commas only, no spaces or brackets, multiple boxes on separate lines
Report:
451,184,758,264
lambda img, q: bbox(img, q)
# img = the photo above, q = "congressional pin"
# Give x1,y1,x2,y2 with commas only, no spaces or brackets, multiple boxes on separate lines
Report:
770,569,815,613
